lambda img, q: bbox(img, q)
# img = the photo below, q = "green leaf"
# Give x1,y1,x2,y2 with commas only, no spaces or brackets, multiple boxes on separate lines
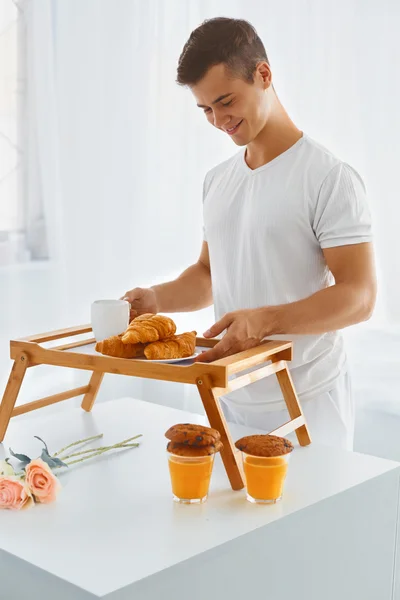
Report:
40,449,68,469
9,448,31,467
34,436,49,454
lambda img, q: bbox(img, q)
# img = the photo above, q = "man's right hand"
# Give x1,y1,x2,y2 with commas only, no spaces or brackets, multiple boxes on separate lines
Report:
121,287,159,321
121,244,212,319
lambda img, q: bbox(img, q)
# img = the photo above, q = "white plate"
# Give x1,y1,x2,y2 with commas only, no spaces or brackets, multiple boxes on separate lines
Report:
142,352,200,364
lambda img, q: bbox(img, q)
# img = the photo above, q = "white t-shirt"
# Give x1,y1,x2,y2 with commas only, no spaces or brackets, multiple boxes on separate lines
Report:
203,133,373,413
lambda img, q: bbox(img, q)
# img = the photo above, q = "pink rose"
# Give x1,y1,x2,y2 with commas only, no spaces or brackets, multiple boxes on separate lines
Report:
0,476,34,510
25,458,61,504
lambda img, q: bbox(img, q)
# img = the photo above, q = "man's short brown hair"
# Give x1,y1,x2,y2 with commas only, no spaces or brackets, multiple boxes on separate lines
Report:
177,17,270,86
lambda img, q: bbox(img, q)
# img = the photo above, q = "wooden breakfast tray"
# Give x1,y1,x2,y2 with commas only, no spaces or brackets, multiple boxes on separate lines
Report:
0,325,311,490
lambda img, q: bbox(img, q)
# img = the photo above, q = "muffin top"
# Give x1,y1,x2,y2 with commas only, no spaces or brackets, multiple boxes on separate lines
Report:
235,434,294,457
165,423,221,447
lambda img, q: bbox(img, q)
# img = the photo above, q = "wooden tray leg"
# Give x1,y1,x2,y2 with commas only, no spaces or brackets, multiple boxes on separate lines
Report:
196,374,244,491
274,363,311,446
81,372,104,412
0,353,29,442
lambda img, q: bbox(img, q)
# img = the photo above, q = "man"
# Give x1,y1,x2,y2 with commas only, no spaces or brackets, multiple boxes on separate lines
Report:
122,18,377,450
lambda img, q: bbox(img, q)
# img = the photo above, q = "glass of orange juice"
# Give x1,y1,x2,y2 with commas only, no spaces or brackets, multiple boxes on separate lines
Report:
242,453,291,504
235,434,294,504
167,452,215,504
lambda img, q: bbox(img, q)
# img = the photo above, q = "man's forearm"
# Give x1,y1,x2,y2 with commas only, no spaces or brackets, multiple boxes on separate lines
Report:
265,283,375,336
151,261,213,313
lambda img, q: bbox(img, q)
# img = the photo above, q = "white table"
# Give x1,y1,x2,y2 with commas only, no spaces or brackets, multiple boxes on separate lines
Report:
0,397,399,600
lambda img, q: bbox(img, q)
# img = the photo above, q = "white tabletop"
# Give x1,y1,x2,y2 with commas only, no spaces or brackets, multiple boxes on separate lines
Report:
0,397,399,598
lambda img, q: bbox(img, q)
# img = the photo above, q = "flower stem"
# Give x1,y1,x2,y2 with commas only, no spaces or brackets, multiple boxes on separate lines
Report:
53,434,104,457
58,434,142,461
59,443,139,461
64,443,139,466
54,434,142,467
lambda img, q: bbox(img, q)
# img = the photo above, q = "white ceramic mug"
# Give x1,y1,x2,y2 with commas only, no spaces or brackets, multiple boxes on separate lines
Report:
91,299,130,342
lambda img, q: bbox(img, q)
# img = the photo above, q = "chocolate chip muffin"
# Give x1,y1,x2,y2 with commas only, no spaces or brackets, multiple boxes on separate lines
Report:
167,440,223,457
165,423,221,447
235,434,294,457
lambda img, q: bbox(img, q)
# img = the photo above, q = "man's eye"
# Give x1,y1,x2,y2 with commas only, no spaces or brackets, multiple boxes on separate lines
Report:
221,100,233,107
204,107,212,113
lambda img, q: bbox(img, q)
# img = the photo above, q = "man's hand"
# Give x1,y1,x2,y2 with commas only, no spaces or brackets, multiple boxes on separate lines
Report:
121,287,159,321
194,307,274,363
194,243,377,362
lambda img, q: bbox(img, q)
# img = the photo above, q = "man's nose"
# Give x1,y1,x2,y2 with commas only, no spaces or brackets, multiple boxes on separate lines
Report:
213,111,229,129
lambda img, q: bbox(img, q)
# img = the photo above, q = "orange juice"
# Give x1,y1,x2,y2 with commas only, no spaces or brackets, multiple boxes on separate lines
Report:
243,453,290,504
167,453,215,504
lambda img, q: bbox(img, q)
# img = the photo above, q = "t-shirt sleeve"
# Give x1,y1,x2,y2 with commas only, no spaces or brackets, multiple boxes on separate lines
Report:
313,163,373,249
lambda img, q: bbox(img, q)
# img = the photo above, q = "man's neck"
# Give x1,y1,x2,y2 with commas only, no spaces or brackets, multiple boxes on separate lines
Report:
245,100,303,171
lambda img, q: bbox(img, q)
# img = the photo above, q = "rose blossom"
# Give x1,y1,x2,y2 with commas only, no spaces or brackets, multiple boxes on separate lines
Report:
0,477,34,510
25,458,61,504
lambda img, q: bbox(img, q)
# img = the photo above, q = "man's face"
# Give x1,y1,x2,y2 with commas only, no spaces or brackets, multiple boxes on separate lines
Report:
191,63,271,146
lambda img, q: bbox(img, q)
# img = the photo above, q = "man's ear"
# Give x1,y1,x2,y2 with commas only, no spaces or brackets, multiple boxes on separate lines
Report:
255,62,272,89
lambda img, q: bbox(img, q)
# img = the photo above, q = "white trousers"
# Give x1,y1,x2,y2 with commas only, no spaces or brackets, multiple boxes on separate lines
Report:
221,371,355,451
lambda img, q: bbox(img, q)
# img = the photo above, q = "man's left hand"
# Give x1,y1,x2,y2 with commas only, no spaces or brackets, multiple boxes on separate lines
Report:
194,307,276,363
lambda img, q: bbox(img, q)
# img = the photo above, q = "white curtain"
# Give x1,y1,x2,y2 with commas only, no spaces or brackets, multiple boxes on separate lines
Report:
1,0,400,417
0,0,28,264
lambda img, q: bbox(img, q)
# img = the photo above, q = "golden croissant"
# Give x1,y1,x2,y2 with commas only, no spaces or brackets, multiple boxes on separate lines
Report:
121,313,176,344
95,335,145,359
144,331,197,360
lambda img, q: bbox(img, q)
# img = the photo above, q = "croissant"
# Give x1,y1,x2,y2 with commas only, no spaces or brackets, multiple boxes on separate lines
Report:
95,335,146,359
121,314,176,344
144,331,197,360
